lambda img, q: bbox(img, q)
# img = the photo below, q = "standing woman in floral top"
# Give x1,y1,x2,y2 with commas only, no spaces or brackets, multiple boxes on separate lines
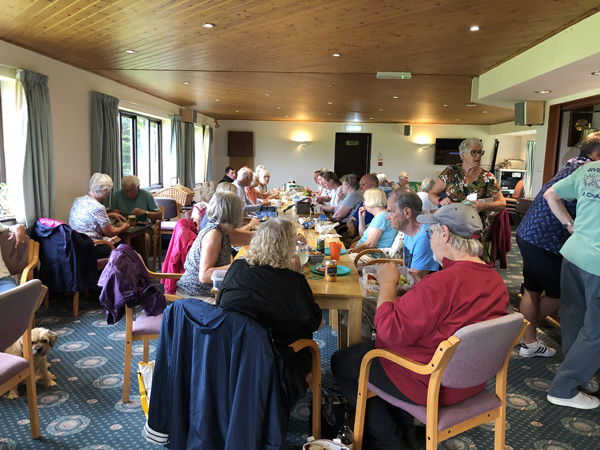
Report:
428,137,506,235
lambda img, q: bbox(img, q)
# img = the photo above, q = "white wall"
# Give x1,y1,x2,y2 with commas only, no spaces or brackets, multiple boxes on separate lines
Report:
212,121,529,189
0,40,211,221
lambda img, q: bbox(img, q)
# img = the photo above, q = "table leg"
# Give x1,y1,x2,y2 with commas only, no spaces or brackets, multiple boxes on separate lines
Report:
346,297,362,347
329,309,338,328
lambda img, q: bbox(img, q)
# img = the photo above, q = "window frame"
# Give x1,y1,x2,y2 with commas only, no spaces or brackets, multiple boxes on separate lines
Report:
118,110,163,189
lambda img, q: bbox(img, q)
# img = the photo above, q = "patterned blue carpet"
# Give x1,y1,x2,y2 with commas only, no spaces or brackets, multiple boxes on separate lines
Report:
1,229,599,449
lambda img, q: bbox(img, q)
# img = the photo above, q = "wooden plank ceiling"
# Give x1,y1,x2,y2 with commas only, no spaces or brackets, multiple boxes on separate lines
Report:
1,0,599,125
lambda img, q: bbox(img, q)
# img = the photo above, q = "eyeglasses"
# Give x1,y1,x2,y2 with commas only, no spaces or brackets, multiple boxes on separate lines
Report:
426,228,434,239
470,150,485,156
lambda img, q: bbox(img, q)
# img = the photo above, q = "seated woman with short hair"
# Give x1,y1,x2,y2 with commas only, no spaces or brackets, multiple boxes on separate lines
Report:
175,191,243,302
217,217,323,405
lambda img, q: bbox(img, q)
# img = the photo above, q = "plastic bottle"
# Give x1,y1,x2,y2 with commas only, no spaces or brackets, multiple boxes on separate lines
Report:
336,410,353,449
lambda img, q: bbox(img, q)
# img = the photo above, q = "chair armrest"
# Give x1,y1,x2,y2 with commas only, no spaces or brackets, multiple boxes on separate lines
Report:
165,294,182,302
148,271,182,280
349,236,360,249
19,259,38,285
93,240,116,250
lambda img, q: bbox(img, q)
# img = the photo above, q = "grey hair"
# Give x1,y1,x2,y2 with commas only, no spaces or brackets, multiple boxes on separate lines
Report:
197,181,217,203
420,177,435,192
376,173,388,183
458,138,483,160
431,224,483,257
340,174,359,191
245,217,297,270
216,182,237,193
390,187,422,215
398,171,409,180
581,131,600,156
237,167,253,181
89,173,113,197
121,175,140,188
206,191,243,227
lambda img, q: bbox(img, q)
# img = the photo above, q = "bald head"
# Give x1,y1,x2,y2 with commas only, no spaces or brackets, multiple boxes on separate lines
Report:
360,173,379,191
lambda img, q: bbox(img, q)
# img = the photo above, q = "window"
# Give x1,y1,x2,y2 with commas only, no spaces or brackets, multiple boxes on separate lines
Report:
194,125,206,184
119,111,162,188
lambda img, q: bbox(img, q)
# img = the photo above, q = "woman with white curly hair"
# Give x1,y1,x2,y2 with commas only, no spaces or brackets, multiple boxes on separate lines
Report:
217,217,323,405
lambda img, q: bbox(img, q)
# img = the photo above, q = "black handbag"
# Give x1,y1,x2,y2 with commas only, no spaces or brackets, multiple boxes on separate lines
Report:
308,387,350,439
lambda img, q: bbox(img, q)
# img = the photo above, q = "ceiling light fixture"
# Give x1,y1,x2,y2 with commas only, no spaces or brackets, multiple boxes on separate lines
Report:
332,53,341,57
392,96,399,99
535,89,552,94
264,93,270,96
202,23,215,28
215,99,220,102
376,72,411,80
327,102,333,105
592,71,600,76
183,81,190,85
443,104,448,107
124,49,136,54
466,102,476,107
470,25,480,31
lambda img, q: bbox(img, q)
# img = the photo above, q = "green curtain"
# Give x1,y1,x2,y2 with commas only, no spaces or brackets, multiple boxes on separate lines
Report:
171,114,183,186
91,91,120,206
204,125,213,182
182,122,195,188
17,69,55,226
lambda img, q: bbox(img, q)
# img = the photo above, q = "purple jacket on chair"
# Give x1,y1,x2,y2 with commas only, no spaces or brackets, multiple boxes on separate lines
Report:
98,245,166,324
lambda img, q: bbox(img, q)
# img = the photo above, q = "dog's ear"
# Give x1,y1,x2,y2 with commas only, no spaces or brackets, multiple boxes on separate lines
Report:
47,330,58,347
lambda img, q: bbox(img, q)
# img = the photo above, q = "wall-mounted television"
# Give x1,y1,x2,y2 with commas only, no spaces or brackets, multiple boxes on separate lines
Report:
434,138,464,165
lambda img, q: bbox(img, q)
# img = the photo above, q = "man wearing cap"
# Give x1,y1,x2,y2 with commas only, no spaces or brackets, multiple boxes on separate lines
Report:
332,203,508,450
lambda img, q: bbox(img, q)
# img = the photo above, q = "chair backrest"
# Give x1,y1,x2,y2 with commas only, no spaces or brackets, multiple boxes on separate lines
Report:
441,313,525,389
0,279,42,348
0,232,32,276
155,197,179,220
511,180,524,200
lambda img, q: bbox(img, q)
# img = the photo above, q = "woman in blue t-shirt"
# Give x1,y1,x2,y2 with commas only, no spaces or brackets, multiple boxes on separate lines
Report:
348,188,398,255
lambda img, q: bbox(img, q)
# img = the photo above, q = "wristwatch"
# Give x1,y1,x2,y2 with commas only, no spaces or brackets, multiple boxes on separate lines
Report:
562,220,574,229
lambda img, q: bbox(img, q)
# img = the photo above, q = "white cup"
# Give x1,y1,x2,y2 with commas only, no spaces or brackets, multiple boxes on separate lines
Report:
274,199,282,208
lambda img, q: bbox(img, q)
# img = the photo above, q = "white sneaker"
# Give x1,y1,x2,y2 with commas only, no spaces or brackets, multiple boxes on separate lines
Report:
519,340,556,358
547,392,600,409
582,380,599,394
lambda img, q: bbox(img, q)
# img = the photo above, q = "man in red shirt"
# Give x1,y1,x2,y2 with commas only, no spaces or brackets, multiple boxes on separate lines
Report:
332,203,509,450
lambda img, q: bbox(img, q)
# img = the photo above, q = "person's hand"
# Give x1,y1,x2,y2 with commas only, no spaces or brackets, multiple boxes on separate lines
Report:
358,206,366,219
131,207,147,216
439,197,452,207
8,225,27,248
260,199,271,206
472,200,487,213
109,212,127,222
248,217,260,229
377,262,400,287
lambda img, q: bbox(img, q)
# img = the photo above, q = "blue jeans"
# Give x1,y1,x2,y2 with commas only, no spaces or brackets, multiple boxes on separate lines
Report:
0,276,18,293
548,259,600,398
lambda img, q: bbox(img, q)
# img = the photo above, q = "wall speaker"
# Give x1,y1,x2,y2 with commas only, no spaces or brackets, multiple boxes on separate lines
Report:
181,108,197,123
514,101,544,126
404,125,412,136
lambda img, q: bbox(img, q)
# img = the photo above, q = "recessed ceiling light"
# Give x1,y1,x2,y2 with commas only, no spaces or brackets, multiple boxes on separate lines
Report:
469,25,480,31
456,119,460,121
466,102,476,107
327,102,333,105
235,110,239,113
443,104,448,107
378,108,383,111
332,53,341,57
535,89,552,94
369,117,374,120
329,84,335,88
592,71,600,76
215,99,220,102
277,106,281,109
327,113,331,115
183,81,190,85
483,110,488,114
124,49,136,54
202,23,215,28
264,93,270,96
392,96,399,99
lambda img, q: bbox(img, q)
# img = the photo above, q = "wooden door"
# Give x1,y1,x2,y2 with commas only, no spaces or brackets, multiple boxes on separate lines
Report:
334,133,371,178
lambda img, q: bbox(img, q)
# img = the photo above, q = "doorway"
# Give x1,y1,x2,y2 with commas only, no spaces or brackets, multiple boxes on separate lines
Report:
334,133,371,178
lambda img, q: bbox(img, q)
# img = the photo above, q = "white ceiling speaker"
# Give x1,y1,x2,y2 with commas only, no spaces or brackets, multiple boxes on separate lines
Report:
376,72,412,80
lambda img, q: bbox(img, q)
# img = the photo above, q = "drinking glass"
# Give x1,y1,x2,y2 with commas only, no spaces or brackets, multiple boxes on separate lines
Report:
296,241,309,268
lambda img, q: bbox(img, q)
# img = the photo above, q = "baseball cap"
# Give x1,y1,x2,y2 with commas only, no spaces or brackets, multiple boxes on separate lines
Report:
416,203,483,239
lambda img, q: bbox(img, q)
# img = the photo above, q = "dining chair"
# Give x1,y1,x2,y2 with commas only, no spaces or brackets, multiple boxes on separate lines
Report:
352,313,528,450
505,179,524,225
0,280,47,439
155,197,181,237
122,265,182,403
0,231,39,285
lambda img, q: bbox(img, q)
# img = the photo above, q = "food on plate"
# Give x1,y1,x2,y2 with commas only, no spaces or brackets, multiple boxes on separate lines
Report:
316,265,326,273
398,275,408,286
309,251,323,255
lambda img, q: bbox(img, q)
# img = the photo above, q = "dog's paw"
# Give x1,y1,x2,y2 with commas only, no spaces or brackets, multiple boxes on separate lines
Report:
44,379,57,388
49,371,57,381
6,390,20,399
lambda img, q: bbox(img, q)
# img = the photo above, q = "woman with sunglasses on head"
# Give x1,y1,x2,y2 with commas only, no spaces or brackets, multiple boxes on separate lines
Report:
428,137,505,237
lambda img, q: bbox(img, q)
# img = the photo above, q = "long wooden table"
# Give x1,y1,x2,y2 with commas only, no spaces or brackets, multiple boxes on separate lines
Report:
301,229,363,348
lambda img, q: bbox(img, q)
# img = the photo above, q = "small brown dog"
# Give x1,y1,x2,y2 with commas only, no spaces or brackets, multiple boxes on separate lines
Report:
4,327,58,399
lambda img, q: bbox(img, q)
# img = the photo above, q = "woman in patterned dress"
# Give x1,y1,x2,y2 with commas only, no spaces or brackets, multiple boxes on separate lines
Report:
428,137,506,236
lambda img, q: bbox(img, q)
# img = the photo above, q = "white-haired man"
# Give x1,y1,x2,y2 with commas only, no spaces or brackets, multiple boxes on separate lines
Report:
111,175,162,223
332,203,509,449
232,167,263,214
